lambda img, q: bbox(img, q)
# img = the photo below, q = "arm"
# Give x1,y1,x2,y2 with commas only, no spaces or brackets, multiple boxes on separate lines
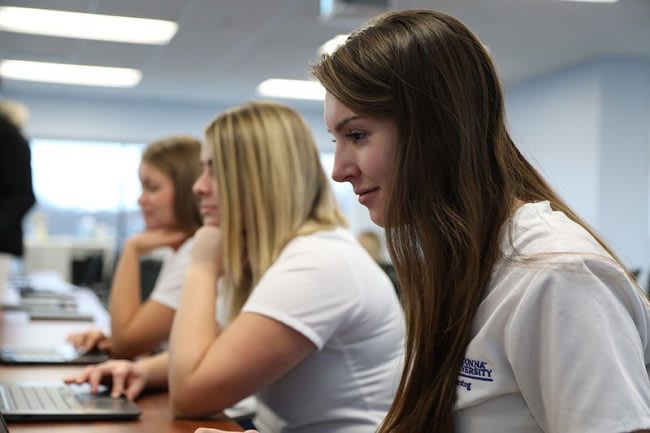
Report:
109,231,188,358
168,227,316,418
507,257,650,433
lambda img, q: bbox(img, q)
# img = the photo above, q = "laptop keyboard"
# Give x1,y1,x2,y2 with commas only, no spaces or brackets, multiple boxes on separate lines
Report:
2,385,83,411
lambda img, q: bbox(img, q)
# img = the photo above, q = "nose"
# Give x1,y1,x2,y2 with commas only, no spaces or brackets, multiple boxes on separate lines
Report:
192,168,209,197
137,191,146,206
331,142,359,184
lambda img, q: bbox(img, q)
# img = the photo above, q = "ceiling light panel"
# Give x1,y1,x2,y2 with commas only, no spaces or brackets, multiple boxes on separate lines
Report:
0,6,177,44
256,79,326,101
0,60,142,88
553,0,619,3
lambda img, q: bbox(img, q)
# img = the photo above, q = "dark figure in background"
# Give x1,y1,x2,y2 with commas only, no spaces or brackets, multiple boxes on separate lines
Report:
0,96,35,298
0,98,35,257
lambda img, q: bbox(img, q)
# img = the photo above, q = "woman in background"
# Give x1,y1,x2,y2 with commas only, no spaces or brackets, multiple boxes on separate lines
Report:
67,135,201,358
68,102,404,433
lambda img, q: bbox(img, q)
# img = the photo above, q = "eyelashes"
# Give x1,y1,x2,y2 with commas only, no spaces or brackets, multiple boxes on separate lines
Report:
331,131,367,144
346,131,366,142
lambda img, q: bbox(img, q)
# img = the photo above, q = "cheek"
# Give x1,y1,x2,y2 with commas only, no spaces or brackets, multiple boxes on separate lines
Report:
365,151,393,184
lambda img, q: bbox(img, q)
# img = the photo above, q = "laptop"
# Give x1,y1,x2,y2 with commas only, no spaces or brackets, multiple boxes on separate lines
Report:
25,306,94,322
0,344,109,365
0,411,8,432
0,382,140,421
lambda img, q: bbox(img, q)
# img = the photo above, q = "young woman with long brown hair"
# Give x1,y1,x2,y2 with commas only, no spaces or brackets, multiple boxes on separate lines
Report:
312,9,650,433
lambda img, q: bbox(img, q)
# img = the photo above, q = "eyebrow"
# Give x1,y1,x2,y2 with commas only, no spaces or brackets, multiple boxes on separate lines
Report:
329,115,364,134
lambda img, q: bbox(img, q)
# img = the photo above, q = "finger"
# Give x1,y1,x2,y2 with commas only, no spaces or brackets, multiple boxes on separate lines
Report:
67,333,86,349
62,366,89,383
77,333,94,352
124,377,145,401
62,375,79,384
65,365,93,384
110,369,127,398
85,333,103,352
97,338,112,353
87,366,108,393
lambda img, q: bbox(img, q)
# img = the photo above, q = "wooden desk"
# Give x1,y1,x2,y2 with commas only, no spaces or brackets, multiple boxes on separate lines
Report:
0,290,243,433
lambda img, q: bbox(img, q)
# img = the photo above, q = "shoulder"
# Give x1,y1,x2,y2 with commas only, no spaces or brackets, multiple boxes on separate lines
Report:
504,201,607,260
271,228,370,275
488,202,648,329
488,252,649,343
253,228,396,306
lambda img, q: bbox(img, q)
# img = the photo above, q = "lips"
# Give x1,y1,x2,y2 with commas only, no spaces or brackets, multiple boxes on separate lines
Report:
200,205,217,216
355,187,379,206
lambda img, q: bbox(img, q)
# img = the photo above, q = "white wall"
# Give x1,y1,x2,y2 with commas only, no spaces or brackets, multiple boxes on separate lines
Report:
8,91,331,148
507,58,650,269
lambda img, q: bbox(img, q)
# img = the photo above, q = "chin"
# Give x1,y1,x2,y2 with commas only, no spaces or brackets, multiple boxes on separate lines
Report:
144,221,156,230
202,218,220,227
369,210,385,228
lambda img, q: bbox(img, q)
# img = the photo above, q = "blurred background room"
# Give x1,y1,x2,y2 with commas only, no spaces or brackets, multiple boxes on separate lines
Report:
1,0,649,297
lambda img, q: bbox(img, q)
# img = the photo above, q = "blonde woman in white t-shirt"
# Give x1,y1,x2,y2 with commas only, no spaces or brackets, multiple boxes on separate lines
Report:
66,102,404,433
66,136,202,358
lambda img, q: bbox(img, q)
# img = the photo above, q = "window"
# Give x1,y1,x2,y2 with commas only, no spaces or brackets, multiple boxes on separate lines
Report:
28,138,145,244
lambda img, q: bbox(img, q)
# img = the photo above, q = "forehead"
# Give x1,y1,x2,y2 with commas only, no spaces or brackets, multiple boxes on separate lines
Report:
200,140,213,160
139,161,169,180
324,92,357,130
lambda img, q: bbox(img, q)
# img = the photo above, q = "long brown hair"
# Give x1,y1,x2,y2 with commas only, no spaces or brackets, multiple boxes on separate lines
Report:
205,101,346,320
313,9,625,433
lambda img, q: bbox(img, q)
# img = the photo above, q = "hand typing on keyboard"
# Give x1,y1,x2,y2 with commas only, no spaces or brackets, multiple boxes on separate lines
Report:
64,359,147,400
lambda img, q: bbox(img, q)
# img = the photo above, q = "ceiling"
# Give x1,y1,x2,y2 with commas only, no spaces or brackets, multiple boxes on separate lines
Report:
0,0,649,109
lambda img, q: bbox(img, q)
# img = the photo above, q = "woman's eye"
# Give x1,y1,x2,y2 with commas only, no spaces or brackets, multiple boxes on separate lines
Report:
346,131,366,142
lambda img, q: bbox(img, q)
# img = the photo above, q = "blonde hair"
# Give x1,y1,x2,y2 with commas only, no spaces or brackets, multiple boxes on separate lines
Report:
142,135,202,234
0,99,29,129
205,101,346,320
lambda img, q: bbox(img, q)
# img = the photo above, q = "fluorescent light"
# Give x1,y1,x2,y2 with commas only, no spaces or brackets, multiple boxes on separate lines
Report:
257,79,326,101
319,34,349,56
0,60,142,87
0,6,177,44
553,0,619,2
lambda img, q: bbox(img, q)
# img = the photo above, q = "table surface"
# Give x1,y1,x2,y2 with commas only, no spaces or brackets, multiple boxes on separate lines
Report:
0,286,243,433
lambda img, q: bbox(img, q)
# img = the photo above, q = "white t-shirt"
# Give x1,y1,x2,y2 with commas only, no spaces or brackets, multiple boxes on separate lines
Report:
242,228,405,433
148,238,229,327
148,238,193,310
455,201,650,433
